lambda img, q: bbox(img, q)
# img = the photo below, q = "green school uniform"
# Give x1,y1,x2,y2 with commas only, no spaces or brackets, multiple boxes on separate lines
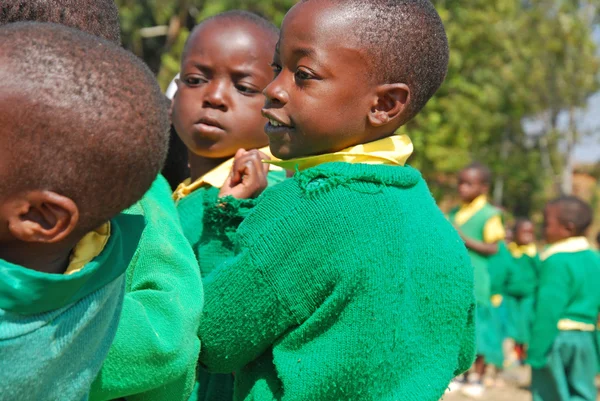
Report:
90,175,204,401
528,237,600,401
448,197,504,361
486,241,518,367
175,168,286,401
505,244,540,346
0,213,144,401
199,162,475,401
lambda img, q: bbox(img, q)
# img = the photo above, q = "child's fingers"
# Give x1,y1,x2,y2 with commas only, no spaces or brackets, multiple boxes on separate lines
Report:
230,148,247,184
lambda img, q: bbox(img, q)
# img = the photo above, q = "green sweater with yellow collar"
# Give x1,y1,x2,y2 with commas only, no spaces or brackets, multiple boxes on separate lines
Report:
0,213,144,401
528,237,600,368
198,162,475,401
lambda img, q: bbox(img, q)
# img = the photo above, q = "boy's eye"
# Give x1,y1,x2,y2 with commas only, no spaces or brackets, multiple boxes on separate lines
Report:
236,84,259,95
184,75,207,86
294,69,314,81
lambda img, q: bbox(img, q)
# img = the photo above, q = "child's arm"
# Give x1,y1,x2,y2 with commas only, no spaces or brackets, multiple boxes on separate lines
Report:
527,257,570,368
456,214,504,256
90,176,203,401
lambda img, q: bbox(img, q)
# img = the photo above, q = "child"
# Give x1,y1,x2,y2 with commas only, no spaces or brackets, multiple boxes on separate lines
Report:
197,1,475,400
506,218,539,362
529,196,600,401
1,2,204,400
448,162,505,396
172,11,285,277
170,11,284,401
0,22,168,401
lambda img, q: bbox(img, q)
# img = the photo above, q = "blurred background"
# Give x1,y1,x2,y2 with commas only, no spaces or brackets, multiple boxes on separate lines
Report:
115,0,600,233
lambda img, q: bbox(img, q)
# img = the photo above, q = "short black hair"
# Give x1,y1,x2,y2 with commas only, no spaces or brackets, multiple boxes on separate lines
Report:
0,22,169,233
0,0,120,44
464,162,492,186
183,10,279,60
514,218,533,232
310,0,449,123
547,196,593,236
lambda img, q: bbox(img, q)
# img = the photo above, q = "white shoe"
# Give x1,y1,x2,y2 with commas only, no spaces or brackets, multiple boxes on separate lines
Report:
461,383,485,398
446,379,465,393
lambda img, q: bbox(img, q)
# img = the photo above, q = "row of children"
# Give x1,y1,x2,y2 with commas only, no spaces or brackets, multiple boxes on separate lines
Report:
0,1,477,401
448,162,600,401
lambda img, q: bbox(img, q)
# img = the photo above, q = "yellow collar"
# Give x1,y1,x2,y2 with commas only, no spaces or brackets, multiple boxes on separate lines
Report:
173,146,280,202
266,134,413,172
64,222,111,275
508,242,537,258
540,236,591,261
453,195,488,226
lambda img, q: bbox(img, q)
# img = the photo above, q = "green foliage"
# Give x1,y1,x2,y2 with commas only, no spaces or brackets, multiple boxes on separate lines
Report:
117,0,600,218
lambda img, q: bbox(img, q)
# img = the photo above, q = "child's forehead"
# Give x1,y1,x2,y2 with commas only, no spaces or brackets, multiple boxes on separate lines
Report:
278,2,370,67
185,20,274,62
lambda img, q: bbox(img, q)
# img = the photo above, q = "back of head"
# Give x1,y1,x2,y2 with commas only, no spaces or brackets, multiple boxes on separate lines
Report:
547,196,593,236
0,0,120,44
0,22,169,234
320,0,449,123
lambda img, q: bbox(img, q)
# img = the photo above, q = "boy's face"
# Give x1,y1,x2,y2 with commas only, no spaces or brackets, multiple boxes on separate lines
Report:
457,168,487,203
543,204,571,244
515,221,535,246
172,20,274,159
262,1,379,159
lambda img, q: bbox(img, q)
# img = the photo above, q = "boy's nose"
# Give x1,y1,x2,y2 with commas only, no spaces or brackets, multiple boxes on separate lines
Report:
263,77,288,106
203,81,228,111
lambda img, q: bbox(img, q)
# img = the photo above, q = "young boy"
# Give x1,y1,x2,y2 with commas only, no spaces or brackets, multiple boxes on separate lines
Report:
506,219,539,362
448,161,505,396
0,22,168,401
1,2,204,400
196,1,475,400
529,196,600,401
171,11,284,401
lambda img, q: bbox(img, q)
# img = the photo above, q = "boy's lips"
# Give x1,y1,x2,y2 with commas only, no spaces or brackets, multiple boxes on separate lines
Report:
193,116,225,136
262,109,294,136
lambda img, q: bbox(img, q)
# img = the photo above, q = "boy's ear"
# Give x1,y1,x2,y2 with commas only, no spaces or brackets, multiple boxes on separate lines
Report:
564,221,578,237
368,83,410,127
2,191,79,243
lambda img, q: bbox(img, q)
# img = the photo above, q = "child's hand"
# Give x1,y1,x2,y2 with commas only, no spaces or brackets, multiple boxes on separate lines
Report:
219,149,270,199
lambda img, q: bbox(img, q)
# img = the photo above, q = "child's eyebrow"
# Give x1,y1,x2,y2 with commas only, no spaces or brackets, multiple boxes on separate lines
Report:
292,47,315,59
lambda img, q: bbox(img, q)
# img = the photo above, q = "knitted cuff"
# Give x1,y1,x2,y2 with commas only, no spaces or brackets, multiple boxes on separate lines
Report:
204,196,258,243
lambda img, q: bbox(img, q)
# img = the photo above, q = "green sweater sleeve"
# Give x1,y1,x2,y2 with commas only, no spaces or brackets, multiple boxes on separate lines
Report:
198,196,297,373
199,249,297,373
527,255,570,368
90,175,203,401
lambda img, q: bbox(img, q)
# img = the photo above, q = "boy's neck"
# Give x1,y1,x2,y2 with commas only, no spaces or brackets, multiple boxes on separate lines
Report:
188,151,230,182
0,240,76,274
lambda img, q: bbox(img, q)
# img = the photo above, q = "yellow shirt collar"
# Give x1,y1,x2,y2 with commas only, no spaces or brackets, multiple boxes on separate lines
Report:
508,242,537,258
173,146,279,202
453,194,488,226
266,134,413,172
64,222,111,275
540,236,591,261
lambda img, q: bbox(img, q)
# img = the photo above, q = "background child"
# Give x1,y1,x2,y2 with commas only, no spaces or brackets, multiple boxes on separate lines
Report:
0,22,168,400
506,218,539,363
170,11,283,401
529,196,600,401
197,1,475,400
1,2,204,400
448,162,505,396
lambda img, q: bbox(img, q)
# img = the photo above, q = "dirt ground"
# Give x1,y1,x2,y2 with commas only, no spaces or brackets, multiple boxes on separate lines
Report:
444,366,600,401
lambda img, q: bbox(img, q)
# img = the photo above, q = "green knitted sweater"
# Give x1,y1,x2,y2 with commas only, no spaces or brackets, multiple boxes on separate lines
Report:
528,248,600,368
90,175,203,401
198,162,475,401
